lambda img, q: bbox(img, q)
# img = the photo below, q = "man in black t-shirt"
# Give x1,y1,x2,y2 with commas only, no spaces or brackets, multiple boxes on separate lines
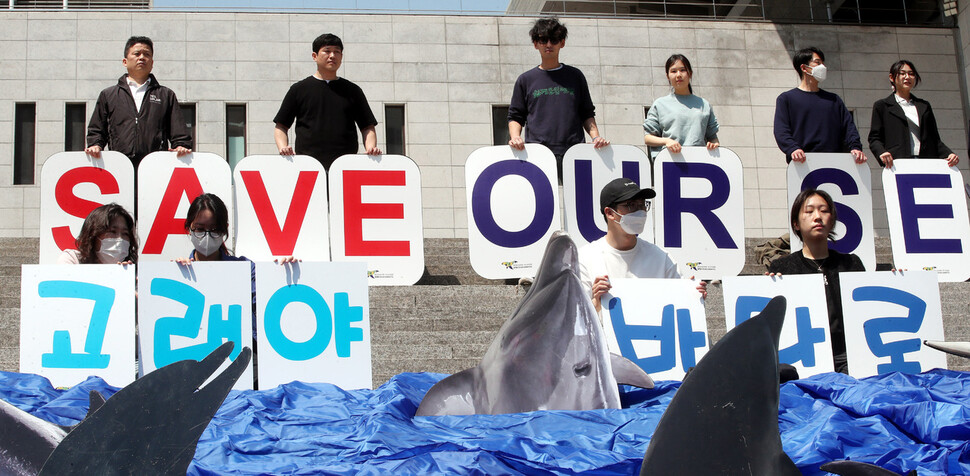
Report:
274,33,381,170
508,18,609,182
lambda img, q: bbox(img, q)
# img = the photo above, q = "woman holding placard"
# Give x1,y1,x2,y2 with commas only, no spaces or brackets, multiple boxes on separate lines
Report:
643,54,719,153
767,189,864,374
58,203,138,265
868,60,959,168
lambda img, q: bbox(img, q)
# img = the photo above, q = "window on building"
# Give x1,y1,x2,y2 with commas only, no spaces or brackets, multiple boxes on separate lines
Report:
64,103,86,152
226,104,246,170
492,105,510,146
384,104,405,155
181,103,197,151
14,103,36,185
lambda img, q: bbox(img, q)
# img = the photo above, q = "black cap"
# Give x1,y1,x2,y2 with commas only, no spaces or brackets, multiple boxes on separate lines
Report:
600,178,656,212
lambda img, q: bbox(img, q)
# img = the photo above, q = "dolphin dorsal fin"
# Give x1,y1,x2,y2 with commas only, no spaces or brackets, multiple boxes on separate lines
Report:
609,354,654,389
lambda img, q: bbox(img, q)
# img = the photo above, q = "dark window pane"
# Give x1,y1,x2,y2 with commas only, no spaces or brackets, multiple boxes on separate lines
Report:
385,104,405,155
15,103,36,185
226,104,246,169
181,103,197,151
492,105,510,146
65,103,86,151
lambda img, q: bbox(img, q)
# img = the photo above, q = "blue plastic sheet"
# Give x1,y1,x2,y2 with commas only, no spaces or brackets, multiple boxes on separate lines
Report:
2,369,970,474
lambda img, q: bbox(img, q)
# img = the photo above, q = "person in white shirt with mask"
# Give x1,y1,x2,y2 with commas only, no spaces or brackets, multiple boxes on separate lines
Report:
578,178,707,315
58,203,137,265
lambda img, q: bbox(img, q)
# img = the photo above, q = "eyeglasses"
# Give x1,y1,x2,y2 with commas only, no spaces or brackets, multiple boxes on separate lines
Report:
190,229,223,239
534,36,562,44
896,70,917,78
614,199,651,213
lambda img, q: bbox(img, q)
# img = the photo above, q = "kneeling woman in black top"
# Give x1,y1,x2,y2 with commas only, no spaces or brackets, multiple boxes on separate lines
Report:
768,189,864,374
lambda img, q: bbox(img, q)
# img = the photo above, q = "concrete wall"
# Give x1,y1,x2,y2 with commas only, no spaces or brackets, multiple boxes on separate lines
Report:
0,12,966,240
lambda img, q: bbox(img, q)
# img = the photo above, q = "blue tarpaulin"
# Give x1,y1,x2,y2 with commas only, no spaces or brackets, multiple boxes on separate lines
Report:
2,369,969,475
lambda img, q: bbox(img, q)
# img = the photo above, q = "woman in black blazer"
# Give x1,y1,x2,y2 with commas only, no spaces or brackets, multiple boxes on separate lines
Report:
868,60,959,168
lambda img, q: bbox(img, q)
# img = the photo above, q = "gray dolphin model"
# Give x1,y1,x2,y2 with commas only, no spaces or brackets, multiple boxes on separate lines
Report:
924,340,970,359
416,231,654,416
0,341,250,475
640,295,801,475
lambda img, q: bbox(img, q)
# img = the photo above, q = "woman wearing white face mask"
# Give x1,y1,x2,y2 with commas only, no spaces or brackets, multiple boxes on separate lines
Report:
58,203,137,265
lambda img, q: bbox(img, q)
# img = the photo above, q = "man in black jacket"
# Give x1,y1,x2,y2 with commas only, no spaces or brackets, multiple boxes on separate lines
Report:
85,36,192,166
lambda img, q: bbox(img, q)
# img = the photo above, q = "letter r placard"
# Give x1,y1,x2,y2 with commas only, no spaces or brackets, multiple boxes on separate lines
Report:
20,264,136,388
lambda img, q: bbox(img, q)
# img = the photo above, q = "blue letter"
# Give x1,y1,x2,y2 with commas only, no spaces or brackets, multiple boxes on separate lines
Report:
206,304,243,361
734,295,771,327
39,281,114,369
608,298,676,373
471,160,555,247
661,162,736,248
676,309,706,369
853,286,926,374
895,174,961,254
801,168,863,253
777,307,825,367
264,284,333,361
333,293,364,358
152,278,220,367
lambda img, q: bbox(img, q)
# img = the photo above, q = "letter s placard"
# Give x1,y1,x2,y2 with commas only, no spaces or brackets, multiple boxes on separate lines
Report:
20,264,136,388
255,261,371,390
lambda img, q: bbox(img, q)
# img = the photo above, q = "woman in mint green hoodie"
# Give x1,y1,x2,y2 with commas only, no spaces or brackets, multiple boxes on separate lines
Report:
643,54,720,153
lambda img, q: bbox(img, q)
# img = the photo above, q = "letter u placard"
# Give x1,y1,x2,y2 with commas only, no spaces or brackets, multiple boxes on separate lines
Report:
465,145,561,280
653,147,745,279
20,264,136,388
39,151,134,264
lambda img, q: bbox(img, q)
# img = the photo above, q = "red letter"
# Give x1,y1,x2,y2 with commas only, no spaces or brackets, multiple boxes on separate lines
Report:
240,170,317,255
51,167,121,250
342,170,409,256
142,168,205,254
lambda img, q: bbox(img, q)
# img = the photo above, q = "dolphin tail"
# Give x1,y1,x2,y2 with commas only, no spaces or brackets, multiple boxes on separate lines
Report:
821,460,918,476
415,368,479,416
609,354,654,389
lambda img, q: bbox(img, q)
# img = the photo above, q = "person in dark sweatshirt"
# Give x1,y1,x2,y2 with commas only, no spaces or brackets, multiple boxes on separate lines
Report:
507,17,609,182
773,47,865,164
85,36,192,167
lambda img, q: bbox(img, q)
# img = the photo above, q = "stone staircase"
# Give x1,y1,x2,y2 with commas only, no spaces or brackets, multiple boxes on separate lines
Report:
2,236,968,388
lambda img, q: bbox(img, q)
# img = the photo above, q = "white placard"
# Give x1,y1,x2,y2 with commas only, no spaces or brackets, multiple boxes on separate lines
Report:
562,144,654,247
603,278,708,381
722,275,834,377
137,152,233,262
653,146,745,279
234,155,330,261
137,261,254,390
465,145,561,280
840,270,946,378
788,153,875,271
20,264,136,387
328,154,424,286
39,151,135,264
882,159,970,282
255,261,371,390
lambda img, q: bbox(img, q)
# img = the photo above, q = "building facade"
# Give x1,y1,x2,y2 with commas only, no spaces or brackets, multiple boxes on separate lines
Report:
1,8,968,241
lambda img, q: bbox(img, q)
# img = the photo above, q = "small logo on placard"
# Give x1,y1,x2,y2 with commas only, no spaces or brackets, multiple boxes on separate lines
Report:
500,260,533,271
922,266,936,271
686,261,715,272
367,270,394,279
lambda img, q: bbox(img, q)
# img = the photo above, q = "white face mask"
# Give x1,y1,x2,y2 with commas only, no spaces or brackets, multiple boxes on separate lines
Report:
190,232,224,257
612,209,647,235
97,237,129,263
810,63,827,83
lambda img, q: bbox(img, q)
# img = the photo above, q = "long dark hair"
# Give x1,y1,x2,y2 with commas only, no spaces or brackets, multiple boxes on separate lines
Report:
74,203,138,264
665,54,694,94
790,188,838,242
184,193,231,254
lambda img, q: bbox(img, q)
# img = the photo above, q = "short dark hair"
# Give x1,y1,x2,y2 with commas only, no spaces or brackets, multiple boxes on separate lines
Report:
124,36,153,57
665,53,694,94
889,59,921,89
312,33,343,53
529,18,567,44
792,46,824,79
185,193,230,239
790,188,838,241
75,203,138,264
